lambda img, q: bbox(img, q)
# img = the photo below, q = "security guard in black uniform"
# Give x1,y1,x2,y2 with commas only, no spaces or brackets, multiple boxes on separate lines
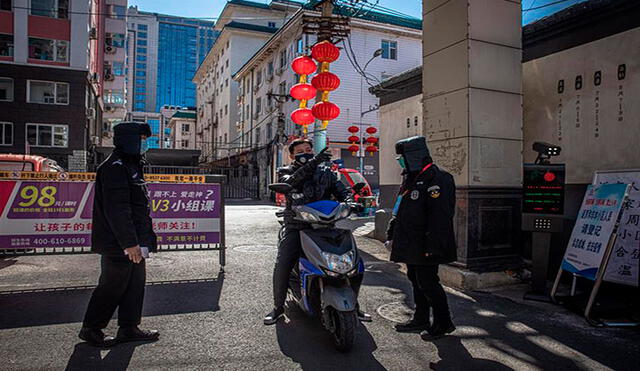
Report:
79,122,160,347
264,138,370,325
386,136,457,340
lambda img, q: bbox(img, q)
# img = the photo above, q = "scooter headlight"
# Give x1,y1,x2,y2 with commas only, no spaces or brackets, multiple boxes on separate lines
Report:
322,250,355,274
339,204,351,219
298,210,319,222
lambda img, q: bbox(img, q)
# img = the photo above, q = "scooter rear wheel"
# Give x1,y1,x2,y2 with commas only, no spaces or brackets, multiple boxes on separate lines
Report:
330,309,357,352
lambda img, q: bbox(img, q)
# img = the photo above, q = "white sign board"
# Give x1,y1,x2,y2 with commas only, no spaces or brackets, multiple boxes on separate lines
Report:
561,183,628,281
593,170,640,287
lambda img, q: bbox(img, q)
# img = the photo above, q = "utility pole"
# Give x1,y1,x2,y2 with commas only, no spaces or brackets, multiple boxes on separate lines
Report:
312,0,334,153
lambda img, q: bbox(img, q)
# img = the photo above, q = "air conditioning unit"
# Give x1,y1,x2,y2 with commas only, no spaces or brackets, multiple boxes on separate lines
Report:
104,72,114,81
86,107,96,118
89,27,98,40
105,45,116,54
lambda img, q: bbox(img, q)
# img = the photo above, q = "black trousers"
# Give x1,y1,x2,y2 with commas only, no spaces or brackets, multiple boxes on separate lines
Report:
83,255,146,329
272,227,363,308
406,264,451,324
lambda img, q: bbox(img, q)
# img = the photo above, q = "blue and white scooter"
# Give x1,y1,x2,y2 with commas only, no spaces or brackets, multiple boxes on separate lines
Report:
270,183,365,352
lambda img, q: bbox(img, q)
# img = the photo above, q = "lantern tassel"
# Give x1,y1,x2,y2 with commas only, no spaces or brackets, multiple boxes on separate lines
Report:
321,91,329,102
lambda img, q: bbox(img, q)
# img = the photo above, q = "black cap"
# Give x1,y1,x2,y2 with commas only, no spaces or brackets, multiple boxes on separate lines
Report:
395,136,432,172
113,122,152,155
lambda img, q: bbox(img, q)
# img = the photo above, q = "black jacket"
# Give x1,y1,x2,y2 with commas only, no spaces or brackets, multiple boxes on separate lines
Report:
278,163,351,226
387,164,457,265
91,151,157,255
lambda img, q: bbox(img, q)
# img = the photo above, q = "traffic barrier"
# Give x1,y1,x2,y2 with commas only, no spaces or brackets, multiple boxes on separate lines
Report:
0,171,226,272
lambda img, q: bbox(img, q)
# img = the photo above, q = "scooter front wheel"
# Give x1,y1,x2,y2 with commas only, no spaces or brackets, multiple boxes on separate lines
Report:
330,308,357,352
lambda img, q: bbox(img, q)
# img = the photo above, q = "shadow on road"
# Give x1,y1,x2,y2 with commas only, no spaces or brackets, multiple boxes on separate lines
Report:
64,341,149,371
357,245,640,370
0,257,17,270
0,274,224,329
429,335,514,371
276,307,386,371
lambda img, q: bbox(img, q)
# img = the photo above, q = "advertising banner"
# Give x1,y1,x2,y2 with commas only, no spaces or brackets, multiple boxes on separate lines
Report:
561,183,628,280
593,170,640,287
0,180,221,249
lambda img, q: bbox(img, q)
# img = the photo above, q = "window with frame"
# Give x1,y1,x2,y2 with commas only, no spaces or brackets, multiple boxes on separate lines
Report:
0,121,12,145
182,123,190,132
181,139,189,148
28,38,68,62
104,90,125,105
266,121,273,140
381,40,397,60
256,97,262,114
255,127,260,145
267,61,274,77
110,5,126,19
279,81,286,96
139,32,147,39
296,37,303,54
225,104,228,115
27,123,68,147
30,0,68,19
268,21,276,28
137,47,146,54
0,77,13,101
0,34,13,56
1,0,11,11
256,70,262,86
279,49,287,69
106,33,126,48
113,62,125,76
137,39,147,46
138,24,147,31
225,79,228,87
28,80,69,105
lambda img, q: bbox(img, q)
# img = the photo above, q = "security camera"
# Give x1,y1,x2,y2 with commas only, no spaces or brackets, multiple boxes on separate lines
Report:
533,141,561,164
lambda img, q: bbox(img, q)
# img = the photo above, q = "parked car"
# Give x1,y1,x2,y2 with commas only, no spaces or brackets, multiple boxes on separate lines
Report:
0,154,65,172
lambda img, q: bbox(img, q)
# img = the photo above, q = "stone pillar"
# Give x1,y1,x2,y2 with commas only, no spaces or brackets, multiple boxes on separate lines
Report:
423,0,523,271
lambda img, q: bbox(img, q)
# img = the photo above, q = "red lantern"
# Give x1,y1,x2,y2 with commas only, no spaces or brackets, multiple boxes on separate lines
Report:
290,108,315,126
348,144,360,153
312,101,340,121
365,137,378,144
289,83,317,101
291,56,317,75
311,41,340,63
348,125,359,133
348,135,360,143
366,145,378,153
311,72,340,92
366,127,378,134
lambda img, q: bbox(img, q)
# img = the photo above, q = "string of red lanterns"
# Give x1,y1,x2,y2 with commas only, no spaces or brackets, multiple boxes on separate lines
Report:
365,126,378,155
347,125,359,155
290,55,317,134
289,41,342,135
311,41,341,130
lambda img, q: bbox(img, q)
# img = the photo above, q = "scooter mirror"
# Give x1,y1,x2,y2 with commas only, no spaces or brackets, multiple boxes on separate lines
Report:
269,183,293,194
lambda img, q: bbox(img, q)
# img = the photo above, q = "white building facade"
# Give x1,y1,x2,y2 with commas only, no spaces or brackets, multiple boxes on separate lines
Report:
233,8,422,188
193,0,300,164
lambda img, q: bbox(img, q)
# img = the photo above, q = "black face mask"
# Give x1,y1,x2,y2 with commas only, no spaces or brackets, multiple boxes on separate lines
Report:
294,153,314,165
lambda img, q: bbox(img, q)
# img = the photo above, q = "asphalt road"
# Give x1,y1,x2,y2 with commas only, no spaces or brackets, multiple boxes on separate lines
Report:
1,204,639,370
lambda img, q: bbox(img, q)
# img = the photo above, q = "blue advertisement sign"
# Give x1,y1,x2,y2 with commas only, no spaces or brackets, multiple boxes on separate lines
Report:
561,183,628,280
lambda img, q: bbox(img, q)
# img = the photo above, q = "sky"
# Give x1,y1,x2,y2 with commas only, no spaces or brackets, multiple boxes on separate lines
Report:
128,0,587,25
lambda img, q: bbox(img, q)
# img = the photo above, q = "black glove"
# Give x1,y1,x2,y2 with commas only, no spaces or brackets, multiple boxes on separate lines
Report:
308,147,332,168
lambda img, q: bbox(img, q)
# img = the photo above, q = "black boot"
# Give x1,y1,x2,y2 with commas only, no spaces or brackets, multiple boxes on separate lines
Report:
116,326,160,343
420,319,455,341
78,328,117,348
394,317,430,333
263,306,285,325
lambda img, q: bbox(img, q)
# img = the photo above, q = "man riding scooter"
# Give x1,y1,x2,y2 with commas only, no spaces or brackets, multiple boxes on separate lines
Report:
264,138,371,325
